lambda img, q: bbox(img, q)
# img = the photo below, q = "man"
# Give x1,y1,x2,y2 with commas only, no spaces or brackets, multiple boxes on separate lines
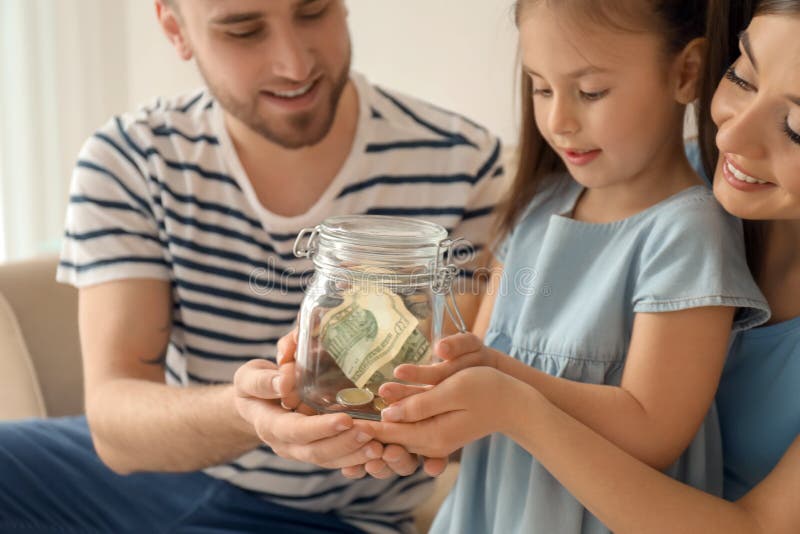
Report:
0,1,505,532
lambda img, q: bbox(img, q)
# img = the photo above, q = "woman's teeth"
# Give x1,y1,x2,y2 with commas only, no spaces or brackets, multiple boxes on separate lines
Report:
727,160,768,185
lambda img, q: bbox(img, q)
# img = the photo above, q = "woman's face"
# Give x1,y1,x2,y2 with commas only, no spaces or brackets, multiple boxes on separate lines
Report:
712,14,800,220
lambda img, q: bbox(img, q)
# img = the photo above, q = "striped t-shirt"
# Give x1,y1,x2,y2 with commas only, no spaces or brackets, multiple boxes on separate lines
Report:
57,72,506,533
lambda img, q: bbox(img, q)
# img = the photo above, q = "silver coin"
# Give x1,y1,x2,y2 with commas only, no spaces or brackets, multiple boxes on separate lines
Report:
336,388,375,407
373,397,388,412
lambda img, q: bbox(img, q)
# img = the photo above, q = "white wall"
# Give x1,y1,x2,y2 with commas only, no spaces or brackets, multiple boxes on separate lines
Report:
123,0,203,110
0,0,127,260
122,0,521,143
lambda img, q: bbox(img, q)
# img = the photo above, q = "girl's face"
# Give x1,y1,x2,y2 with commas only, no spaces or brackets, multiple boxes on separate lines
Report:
518,3,690,190
712,15,800,221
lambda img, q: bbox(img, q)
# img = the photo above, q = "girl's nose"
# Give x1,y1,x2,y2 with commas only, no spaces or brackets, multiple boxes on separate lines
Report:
548,95,580,137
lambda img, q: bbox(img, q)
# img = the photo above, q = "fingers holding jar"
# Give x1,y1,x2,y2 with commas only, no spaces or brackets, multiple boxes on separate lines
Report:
233,358,285,400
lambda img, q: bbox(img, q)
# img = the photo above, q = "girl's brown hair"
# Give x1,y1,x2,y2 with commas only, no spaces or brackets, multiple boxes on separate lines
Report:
697,0,800,279
496,0,707,238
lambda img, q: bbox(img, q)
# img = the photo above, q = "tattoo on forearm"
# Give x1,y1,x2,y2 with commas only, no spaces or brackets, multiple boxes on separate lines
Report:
139,321,171,367
140,349,168,367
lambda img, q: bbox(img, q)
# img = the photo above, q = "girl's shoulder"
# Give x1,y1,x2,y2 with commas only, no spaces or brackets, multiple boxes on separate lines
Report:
638,185,742,246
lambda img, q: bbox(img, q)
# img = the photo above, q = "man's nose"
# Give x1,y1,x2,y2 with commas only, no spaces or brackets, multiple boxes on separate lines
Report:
271,25,314,82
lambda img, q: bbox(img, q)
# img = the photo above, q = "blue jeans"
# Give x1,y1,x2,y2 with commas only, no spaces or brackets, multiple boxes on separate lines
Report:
0,417,364,534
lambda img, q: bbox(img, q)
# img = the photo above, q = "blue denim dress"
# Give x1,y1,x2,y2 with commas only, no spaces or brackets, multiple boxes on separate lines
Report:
717,316,800,500
431,174,769,534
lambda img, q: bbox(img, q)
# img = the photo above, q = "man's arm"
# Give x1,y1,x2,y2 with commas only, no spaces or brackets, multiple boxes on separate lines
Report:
81,279,382,475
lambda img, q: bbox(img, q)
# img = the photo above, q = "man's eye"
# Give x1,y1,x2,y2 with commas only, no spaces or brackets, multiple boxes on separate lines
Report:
228,28,263,39
299,1,329,18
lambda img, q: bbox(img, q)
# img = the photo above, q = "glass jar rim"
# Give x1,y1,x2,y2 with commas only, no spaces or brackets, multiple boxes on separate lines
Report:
318,215,448,248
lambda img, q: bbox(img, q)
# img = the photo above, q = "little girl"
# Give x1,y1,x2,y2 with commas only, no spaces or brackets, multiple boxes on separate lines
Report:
366,1,771,533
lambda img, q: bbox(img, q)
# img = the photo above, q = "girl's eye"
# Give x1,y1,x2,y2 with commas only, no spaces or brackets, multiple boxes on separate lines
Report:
532,88,553,97
784,118,800,146
579,89,609,101
724,65,756,92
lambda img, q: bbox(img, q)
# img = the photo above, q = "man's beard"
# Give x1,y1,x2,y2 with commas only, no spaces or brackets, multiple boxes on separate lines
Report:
200,56,351,150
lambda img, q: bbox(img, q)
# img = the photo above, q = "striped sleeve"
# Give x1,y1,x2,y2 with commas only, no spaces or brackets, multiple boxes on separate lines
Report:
57,119,170,287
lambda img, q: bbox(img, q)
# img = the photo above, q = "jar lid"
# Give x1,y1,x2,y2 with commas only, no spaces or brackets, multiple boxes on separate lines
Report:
319,215,447,248
295,215,451,278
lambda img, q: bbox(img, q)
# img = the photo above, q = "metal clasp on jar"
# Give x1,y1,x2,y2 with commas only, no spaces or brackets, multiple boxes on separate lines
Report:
433,238,468,334
293,227,320,259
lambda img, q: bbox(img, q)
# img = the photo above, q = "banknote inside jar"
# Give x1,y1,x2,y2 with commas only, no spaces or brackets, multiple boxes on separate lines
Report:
311,272,433,417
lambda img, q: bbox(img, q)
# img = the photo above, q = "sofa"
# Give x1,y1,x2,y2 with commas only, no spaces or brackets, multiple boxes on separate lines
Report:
0,254,458,532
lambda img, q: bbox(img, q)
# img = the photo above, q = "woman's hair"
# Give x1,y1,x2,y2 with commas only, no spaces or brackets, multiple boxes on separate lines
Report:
697,0,800,279
496,0,707,239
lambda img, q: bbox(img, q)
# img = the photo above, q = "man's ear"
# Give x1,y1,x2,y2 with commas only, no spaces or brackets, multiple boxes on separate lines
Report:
155,0,193,61
673,37,706,104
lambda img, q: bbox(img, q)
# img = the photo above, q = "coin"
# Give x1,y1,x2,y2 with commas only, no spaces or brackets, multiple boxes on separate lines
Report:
373,397,388,412
336,388,375,407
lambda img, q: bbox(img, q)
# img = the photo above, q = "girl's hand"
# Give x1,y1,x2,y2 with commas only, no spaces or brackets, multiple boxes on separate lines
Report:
366,366,523,458
380,333,507,401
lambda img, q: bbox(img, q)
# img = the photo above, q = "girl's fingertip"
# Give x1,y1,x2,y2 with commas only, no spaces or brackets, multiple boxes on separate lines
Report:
381,404,404,422
393,365,414,379
333,415,353,432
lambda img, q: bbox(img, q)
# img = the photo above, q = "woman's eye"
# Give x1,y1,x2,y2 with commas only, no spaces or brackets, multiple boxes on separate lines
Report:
532,88,553,97
724,65,756,92
783,118,800,146
579,89,609,101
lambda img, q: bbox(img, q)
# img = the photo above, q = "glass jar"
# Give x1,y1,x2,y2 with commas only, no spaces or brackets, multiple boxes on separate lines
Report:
293,215,465,420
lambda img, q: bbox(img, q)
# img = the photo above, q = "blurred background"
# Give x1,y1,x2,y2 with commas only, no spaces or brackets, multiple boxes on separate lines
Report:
0,0,520,263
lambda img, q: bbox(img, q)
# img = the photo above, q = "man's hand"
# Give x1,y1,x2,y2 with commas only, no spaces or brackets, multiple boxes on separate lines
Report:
275,329,448,478
233,358,384,469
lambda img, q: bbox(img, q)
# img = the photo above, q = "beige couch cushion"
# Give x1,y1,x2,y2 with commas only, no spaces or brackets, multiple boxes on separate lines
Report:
0,255,83,417
0,292,46,419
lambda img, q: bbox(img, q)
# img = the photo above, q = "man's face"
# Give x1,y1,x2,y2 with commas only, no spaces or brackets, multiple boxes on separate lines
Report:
171,0,351,149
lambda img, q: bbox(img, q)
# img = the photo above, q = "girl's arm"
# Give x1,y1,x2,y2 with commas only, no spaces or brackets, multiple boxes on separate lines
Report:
394,297,734,470
501,306,734,469
374,370,798,533
508,383,800,534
